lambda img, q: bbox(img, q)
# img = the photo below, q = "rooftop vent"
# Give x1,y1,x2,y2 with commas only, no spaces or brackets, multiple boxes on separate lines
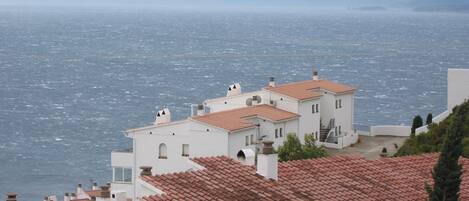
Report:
268,77,275,87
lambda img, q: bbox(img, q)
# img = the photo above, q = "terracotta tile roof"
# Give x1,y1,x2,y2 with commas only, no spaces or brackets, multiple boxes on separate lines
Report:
142,154,469,201
266,79,355,100
192,104,299,132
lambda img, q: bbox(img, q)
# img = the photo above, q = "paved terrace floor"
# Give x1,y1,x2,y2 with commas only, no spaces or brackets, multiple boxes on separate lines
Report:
327,135,409,159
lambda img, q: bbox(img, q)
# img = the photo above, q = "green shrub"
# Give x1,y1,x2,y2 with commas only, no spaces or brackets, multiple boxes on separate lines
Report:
277,133,328,162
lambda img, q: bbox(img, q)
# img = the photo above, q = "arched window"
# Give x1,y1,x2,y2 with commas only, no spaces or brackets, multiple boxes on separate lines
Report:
159,143,167,159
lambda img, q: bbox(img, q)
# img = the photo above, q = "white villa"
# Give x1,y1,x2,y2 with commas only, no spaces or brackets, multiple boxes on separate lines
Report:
110,71,359,200
43,68,469,201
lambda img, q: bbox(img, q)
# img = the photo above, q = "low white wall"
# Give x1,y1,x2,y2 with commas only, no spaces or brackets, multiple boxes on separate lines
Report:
370,125,411,137
415,110,450,134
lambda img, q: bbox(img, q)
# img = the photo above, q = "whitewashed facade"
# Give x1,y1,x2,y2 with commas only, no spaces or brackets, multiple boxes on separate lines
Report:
111,72,358,200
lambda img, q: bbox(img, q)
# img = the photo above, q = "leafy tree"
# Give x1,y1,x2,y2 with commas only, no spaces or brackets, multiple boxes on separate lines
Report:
277,133,304,162
277,133,328,162
426,113,433,125
411,115,424,134
427,104,467,201
303,134,328,159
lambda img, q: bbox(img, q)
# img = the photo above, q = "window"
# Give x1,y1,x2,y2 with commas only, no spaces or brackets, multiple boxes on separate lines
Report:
339,100,342,108
250,134,254,145
275,129,278,138
335,100,338,109
316,104,319,113
245,136,249,146
158,143,167,159
312,105,315,113
113,167,132,183
339,126,342,134
279,128,283,138
182,144,189,157
315,131,318,140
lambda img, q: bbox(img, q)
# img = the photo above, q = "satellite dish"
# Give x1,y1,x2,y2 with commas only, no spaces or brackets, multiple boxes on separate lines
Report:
246,98,253,106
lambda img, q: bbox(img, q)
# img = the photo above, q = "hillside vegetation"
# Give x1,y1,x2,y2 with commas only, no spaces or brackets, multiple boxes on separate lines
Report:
396,101,469,158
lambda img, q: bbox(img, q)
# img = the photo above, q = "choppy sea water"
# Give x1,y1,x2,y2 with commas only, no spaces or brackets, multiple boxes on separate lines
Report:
0,7,469,200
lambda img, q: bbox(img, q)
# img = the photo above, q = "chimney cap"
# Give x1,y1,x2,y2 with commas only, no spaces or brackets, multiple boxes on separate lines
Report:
77,183,82,187
313,71,318,76
269,77,275,81
93,182,98,186
140,166,153,176
261,141,274,154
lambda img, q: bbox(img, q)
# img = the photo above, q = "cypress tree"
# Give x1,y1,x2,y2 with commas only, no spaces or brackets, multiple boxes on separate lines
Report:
411,115,423,134
426,113,433,125
427,105,467,201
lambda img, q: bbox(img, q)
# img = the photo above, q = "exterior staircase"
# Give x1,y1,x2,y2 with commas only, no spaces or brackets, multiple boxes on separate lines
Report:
320,128,331,142
319,118,335,142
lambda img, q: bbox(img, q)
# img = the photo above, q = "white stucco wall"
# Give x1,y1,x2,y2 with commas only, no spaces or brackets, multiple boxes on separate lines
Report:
319,92,335,127
227,128,257,158
334,93,354,133
298,99,320,143
370,125,411,137
266,91,299,113
447,69,469,111
204,91,267,113
131,120,229,175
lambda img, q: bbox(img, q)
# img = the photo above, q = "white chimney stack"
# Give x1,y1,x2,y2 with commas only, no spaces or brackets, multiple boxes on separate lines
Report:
63,193,70,201
312,71,319,81
76,184,87,199
226,83,241,97
268,77,275,87
197,104,205,116
256,141,278,180
92,182,100,190
155,108,171,125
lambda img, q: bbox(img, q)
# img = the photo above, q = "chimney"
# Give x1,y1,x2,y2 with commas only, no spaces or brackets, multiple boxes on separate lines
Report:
155,108,171,125
197,104,205,116
268,77,275,87
92,182,99,190
70,193,76,200
5,193,17,201
256,141,278,180
99,186,111,198
76,184,86,198
312,71,319,81
226,83,241,97
43,196,49,201
140,166,152,177
63,193,70,201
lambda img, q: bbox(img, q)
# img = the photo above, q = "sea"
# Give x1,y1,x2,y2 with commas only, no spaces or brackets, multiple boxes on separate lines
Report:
1,6,469,200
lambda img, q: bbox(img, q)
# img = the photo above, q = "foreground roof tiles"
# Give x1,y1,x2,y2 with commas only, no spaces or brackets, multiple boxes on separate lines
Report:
266,79,355,100
192,104,299,132
142,154,469,201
